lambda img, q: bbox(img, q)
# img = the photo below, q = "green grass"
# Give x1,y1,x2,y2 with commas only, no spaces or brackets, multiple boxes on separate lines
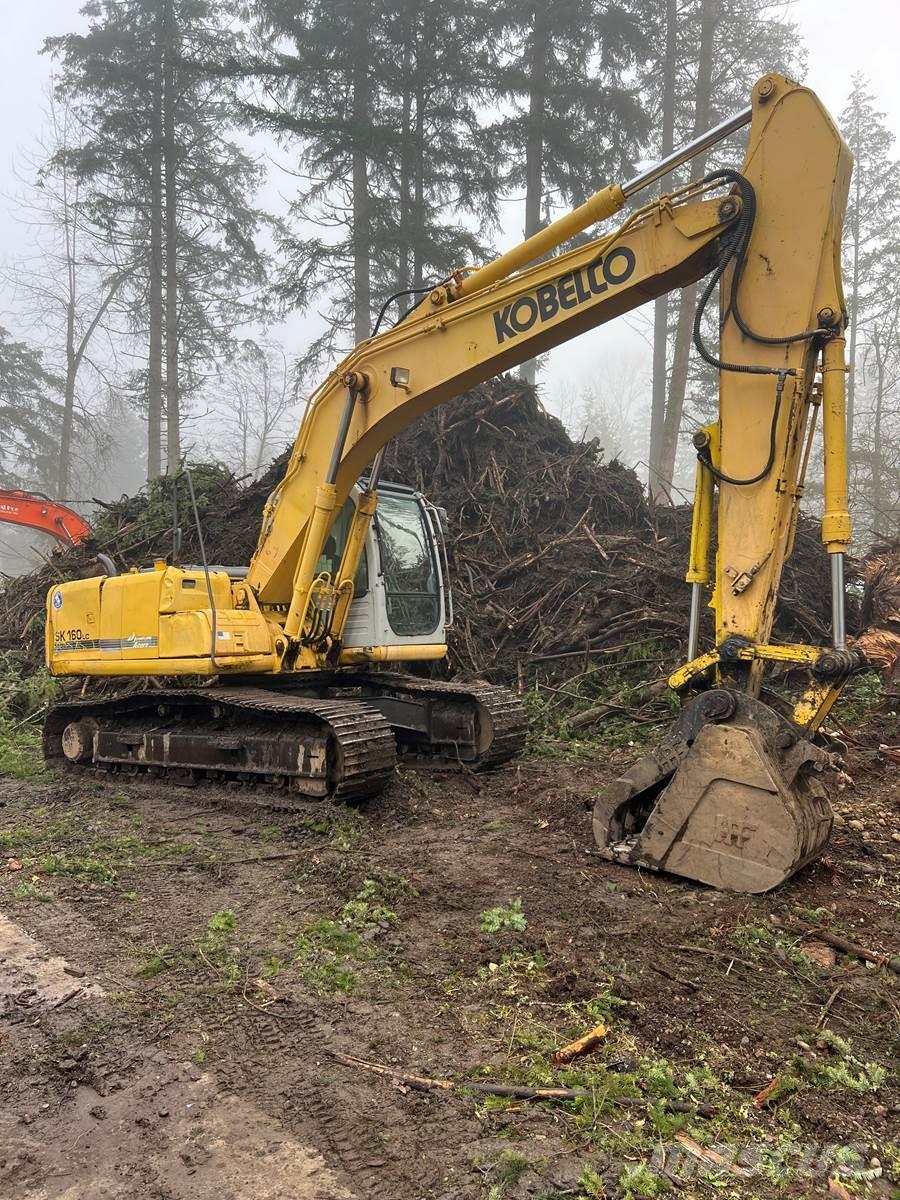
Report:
0,653,59,781
135,949,175,978
12,878,52,902
0,715,51,781
196,910,242,984
294,917,367,994
293,878,411,995
483,1151,530,1198
0,803,207,893
479,897,527,933
39,851,116,884
619,1163,670,1199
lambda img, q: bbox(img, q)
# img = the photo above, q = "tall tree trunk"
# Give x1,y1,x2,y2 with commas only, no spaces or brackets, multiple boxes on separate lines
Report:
58,297,77,501
413,83,426,290
656,0,718,499
164,0,179,474
398,38,413,295
846,104,862,456
410,7,429,291
872,333,885,538
648,0,677,501
519,5,549,388
147,7,164,481
57,157,78,501
351,8,371,343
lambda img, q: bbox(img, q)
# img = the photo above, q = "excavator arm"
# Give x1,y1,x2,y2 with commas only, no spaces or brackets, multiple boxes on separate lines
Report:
0,490,90,549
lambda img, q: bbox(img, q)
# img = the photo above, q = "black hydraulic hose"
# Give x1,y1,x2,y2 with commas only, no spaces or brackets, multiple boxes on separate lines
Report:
693,170,822,374
691,170,825,486
697,383,783,487
371,284,439,337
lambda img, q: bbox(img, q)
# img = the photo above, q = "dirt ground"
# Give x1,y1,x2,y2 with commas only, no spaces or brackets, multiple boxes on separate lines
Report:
0,737,898,1200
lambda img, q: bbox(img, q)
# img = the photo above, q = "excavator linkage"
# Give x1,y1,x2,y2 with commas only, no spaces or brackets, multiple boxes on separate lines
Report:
592,691,835,892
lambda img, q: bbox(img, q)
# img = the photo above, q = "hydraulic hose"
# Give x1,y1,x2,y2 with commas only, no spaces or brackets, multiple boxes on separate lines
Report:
691,170,824,486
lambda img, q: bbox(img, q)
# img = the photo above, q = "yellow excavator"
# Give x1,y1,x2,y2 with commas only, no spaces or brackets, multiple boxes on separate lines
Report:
44,74,855,893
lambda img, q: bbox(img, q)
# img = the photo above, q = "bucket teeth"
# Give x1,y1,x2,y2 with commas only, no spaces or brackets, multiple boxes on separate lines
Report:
592,690,835,893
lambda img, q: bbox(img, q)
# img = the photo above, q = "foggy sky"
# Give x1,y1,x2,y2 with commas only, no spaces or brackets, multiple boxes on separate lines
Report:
1,0,898,427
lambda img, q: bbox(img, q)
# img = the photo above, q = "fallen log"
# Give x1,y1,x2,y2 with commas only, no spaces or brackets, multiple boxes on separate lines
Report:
771,917,900,974
329,1051,714,1116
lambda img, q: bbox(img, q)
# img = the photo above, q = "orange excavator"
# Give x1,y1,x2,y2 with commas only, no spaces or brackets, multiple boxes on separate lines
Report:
0,490,90,549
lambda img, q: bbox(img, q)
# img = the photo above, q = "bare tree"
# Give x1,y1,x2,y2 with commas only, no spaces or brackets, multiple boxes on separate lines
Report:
3,90,131,500
205,340,298,477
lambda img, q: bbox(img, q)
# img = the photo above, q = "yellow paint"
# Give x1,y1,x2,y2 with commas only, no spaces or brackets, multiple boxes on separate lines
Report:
713,76,851,667
821,335,852,553
338,644,448,665
686,424,717,586
792,679,846,731
451,183,626,299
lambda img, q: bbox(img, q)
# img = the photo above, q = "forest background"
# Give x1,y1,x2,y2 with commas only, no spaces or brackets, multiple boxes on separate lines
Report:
1,0,898,572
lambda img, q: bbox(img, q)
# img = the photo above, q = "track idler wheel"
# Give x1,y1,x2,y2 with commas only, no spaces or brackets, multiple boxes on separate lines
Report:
592,689,835,893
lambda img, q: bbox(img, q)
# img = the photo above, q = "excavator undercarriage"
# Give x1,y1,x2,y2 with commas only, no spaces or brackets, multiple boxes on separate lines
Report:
44,674,527,805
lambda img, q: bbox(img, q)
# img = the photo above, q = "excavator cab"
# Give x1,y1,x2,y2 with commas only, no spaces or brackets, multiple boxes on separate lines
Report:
317,482,451,654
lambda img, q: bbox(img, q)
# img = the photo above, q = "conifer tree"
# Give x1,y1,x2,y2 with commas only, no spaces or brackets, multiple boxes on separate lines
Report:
0,329,64,490
46,0,268,479
245,0,498,370
491,0,649,386
840,75,900,455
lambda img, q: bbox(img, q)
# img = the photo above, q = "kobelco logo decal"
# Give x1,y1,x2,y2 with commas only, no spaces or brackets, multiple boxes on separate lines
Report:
493,246,637,344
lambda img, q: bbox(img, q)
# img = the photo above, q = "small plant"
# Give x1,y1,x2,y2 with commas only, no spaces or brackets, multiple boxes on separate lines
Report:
190,1048,207,1066
39,852,116,884
12,879,51,902
261,955,286,979
295,918,366,994
477,950,546,997
197,910,242,985
489,1151,530,1196
795,905,831,924
577,1165,607,1198
479,897,527,934
135,948,175,978
839,671,884,719
339,880,399,933
732,919,776,952
618,1163,669,1199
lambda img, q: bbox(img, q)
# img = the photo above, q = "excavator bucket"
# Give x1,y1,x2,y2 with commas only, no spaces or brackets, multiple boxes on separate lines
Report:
592,690,835,893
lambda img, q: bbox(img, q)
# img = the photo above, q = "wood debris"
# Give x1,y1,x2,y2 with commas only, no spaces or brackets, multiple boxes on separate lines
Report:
553,1022,608,1064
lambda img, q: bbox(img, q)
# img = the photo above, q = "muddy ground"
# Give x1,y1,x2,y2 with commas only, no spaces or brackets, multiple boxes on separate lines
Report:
0,736,898,1200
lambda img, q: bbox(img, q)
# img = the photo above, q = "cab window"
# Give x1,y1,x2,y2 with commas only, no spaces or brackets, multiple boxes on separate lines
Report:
316,499,368,596
376,493,440,636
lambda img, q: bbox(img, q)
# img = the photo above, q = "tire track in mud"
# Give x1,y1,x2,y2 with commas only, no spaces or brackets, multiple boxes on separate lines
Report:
216,1006,414,1200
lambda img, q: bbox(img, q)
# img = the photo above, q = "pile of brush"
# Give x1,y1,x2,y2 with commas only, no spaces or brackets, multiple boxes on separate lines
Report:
0,374,853,698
